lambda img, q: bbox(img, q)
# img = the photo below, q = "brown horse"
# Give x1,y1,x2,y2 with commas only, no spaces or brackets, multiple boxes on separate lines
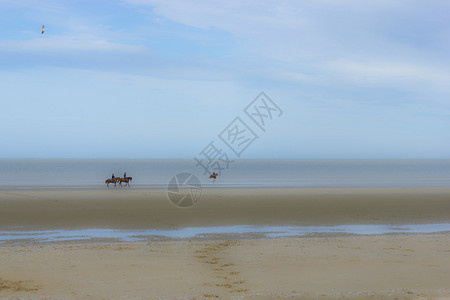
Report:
118,177,133,187
209,173,218,182
105,177,119,187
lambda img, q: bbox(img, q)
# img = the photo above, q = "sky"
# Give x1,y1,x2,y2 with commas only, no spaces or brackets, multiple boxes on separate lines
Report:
0,0,449,159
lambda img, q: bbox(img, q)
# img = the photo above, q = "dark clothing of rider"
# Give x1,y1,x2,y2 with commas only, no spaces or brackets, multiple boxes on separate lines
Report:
112,173,115,181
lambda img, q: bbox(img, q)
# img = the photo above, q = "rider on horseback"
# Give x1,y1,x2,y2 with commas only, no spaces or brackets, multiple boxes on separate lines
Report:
112,173,115,181
123,172,127,180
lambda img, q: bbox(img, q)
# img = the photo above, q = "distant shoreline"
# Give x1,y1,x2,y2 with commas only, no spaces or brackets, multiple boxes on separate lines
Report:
2,159,449,190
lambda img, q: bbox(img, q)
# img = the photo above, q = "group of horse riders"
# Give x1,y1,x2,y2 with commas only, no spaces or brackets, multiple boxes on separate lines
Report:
108,171,218,187
106,172,132,187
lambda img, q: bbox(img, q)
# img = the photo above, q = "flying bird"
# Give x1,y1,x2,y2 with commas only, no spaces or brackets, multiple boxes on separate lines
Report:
41,25,46,34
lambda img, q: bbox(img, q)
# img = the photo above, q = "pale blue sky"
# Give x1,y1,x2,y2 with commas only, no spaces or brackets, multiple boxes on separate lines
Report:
0,0,449,158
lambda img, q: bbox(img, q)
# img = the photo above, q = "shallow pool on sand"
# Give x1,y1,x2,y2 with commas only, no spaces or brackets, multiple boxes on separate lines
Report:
1,223,450,244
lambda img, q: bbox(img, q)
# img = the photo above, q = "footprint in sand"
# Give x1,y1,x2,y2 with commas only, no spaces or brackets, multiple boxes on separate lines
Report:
221,263,234,267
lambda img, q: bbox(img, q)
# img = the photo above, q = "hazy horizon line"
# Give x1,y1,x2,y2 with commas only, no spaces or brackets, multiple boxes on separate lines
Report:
1,157,449,161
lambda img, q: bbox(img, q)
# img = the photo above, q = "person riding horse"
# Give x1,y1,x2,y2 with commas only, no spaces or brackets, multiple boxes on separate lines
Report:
209,172,218,181
118,175,132,187
106,174,118,187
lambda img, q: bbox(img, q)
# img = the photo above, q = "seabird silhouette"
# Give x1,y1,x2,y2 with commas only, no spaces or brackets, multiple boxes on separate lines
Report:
41,25,46,34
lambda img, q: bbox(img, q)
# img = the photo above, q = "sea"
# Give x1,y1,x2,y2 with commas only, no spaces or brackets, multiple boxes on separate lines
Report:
0,159,449,189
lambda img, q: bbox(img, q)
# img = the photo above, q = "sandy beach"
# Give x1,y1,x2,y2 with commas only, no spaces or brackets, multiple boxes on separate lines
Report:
1,187,449,299
0,234,449,299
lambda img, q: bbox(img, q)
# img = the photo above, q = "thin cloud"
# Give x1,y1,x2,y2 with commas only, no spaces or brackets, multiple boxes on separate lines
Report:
123,0,306,33
327,60,450,92
0,35,146,53
123,1,449,72
0,0,68,13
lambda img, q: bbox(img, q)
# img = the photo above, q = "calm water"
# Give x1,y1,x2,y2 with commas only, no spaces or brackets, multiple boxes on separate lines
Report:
1,224,450,244
0,159,449,188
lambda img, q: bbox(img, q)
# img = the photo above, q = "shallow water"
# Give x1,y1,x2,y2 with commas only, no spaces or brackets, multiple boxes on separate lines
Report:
1,224,449,245
0,159,449,188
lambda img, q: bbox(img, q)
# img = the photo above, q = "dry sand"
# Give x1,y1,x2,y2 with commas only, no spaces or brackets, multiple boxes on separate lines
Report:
0,234,449,299
0,187,449,299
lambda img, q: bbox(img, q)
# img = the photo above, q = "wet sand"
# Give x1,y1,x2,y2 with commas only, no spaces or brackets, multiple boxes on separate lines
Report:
0,187,449,230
